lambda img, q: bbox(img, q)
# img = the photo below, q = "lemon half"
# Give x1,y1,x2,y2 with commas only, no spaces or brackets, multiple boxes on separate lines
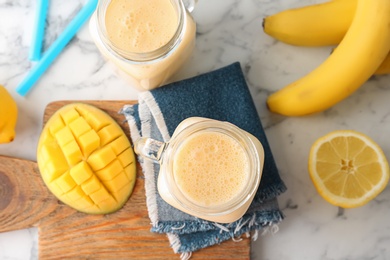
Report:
308,130,389,208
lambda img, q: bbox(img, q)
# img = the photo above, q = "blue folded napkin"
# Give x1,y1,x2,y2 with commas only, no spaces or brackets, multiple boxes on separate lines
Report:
120,62,286,257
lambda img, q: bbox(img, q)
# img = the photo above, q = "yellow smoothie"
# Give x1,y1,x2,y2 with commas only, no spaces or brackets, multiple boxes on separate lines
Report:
173,131,250,208
105,0,178,53
89,0,196,90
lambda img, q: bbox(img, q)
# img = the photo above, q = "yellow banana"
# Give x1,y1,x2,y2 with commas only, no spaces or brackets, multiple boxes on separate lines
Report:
333,48,390,76
376,54,390,75
263,0,390,75
266,0,390,116
263,0,357,46
0,85,18,143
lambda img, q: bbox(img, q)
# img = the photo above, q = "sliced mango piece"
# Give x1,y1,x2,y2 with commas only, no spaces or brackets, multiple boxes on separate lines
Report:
117,148,135,168
78,108,110,131
81,175,102,195
49,116,65,135
55,126,75,147
69,116,91,138
66,186,86,202
62,140,83,166
37,103,137,214
78,129,100,157
55,171,77,193
111,135,131,155
39,142,69,183
98,124,122,146
90,186,112,204
98,196,118,212
70,161,93,185
60,107,79,124
95,159,123,181
112,185,134,201
87,145,117,171
124,164,137,183
102,171,130,193
73,196,96,210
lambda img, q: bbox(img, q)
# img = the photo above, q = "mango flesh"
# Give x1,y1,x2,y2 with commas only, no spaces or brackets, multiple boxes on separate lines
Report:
37,103,136,214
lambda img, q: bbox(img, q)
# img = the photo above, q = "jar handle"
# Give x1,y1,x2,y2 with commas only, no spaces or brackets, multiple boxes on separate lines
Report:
134,137,166,162
182,0,197,13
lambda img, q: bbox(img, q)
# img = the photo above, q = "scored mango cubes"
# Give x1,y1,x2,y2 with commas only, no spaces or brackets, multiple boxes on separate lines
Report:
37,103,137,214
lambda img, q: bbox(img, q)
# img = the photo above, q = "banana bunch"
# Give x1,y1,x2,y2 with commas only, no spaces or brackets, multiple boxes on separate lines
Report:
263,0,390,75
264,0,390,116
0,85,18,143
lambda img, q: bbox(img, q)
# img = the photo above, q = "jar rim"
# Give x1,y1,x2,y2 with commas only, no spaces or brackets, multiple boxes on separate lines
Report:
163,120,262,217
96,0,185,62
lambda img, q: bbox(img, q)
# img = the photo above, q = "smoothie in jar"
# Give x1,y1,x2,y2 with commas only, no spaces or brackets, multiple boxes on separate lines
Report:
173,131,250,208
89,0,196,90
150,117,264,223
104,0,178,53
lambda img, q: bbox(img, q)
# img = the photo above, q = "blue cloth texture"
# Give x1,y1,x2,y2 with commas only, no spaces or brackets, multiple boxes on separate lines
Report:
120,62,286,254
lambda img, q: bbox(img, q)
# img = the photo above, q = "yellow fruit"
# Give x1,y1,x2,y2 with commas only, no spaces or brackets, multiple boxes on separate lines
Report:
267,0,390,116
308,130,390,208
263,0,390,75
0,85,18,143
375,53,390,75
331,50,390,76
37,103,137,214
263,0,356,46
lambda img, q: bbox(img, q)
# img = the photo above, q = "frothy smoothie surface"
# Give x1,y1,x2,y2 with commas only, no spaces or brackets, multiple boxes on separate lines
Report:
105,0,179,53
173,131,250,208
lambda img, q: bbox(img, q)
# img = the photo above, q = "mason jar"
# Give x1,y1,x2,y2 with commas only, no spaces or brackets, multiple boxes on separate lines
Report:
134,117,265,223
89,0,197,91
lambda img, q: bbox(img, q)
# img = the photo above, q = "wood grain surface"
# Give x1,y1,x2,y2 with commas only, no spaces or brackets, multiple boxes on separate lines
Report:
0,100,250,259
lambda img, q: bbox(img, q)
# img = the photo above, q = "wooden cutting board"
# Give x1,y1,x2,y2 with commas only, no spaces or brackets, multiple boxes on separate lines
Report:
0,100,250,259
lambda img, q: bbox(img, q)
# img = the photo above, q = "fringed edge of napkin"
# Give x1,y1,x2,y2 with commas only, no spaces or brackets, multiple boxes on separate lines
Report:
167,214,283,256
121,91,172,227
151,207,284,235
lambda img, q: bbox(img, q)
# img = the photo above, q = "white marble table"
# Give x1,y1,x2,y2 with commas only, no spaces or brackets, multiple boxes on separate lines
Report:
1,0,390,259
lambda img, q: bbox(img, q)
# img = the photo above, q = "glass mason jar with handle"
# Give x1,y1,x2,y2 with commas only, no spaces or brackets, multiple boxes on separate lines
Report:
134,117,265,223
89,0,197,91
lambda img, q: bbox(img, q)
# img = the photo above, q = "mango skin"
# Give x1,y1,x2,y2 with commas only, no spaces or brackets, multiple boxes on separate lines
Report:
37,103,136,214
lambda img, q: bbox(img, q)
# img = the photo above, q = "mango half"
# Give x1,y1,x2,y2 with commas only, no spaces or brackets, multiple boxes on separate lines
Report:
37,103,136,214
